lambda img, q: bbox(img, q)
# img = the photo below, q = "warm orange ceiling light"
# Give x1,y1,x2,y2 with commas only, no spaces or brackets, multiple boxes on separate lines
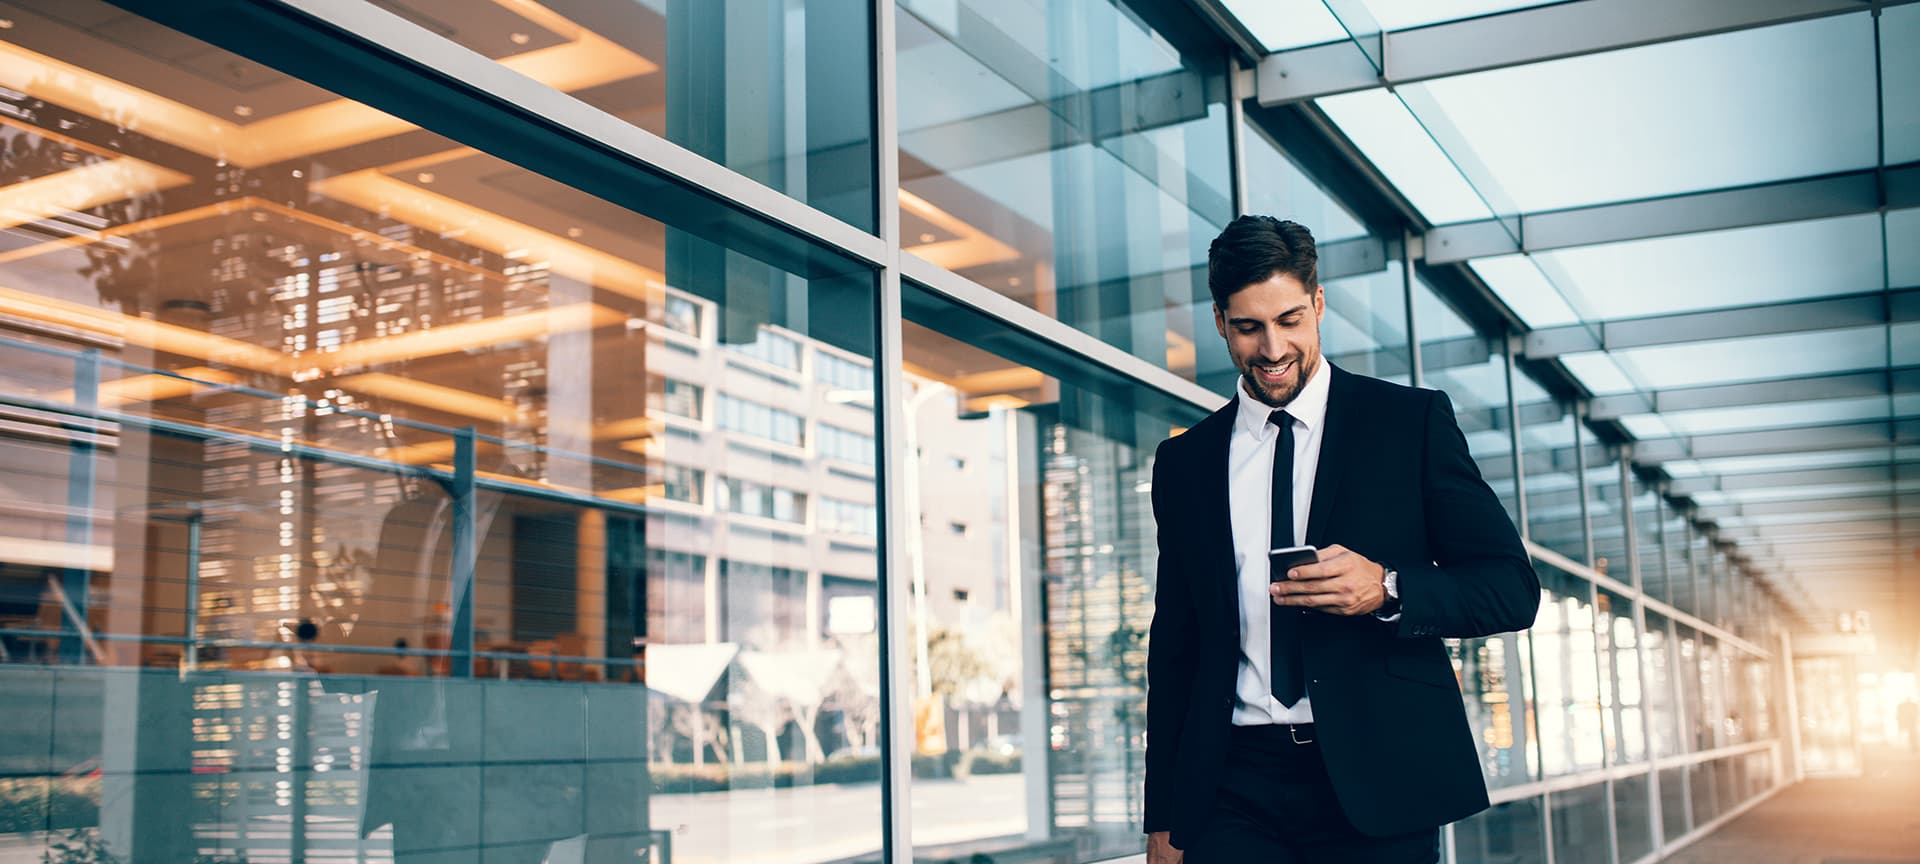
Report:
0,1,654,168
335,373,528,424
898,189,1022,271
0,158,191,232
315,166,668,305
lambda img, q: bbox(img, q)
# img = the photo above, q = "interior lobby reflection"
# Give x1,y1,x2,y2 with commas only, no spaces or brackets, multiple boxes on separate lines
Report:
0,2,884,861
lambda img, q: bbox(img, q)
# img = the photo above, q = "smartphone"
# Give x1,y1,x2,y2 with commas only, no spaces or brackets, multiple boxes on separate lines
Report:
1268,545,1320,581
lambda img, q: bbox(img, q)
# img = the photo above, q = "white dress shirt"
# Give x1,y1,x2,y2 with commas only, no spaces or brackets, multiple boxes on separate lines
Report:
1229,359,1331,726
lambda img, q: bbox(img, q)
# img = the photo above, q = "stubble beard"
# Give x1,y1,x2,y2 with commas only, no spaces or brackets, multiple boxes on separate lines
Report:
1240,350,1317,409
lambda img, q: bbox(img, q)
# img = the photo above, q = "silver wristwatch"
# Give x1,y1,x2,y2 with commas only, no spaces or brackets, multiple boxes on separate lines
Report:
1382,566,1399,600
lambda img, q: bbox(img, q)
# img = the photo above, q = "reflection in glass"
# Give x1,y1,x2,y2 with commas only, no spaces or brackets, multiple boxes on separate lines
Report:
1586,446,1626,582
1532,567,1605,777
1549,783,1612,864
1521,400,1584,564
1453,795,1547,864
1596,589,1644,764
1450,630,1538,788
896,0,1232,378
1612,771,1655,863
899,283,1207,862
1658,766,1690,842
1415,278,1521,525
0,3,884,860
369,0,878,230
1644,611,1681,759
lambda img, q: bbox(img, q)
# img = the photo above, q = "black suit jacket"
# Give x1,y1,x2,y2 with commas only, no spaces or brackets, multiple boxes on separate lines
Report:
1143,364,1538,848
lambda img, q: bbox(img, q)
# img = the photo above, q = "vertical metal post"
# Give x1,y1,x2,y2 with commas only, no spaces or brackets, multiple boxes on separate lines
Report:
1504,334,1528,536
873,0,918,859
184,508,203,670
1573,405,1594,567
1403,229,1423,388
60,348,100,664
1780,630,1803,784
1227,58,1250,217
449,428,477,678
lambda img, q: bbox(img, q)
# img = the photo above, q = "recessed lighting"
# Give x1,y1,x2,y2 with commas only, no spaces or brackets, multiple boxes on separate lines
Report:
918,233,935,244
510,32,531,45
1008,277,1022,287
416,172,435,184
0,20,15,29
567,227,583,238
233,105,253,117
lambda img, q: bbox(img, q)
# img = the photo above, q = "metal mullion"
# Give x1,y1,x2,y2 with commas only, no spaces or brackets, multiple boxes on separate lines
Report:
873,0,916,859
1575,406,1595,567
1404,229,1424,388
1506,335,1530,537
1228,58,1250,217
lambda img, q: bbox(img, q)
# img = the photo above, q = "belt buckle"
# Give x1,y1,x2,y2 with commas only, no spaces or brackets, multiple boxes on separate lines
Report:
1288,724,1314,745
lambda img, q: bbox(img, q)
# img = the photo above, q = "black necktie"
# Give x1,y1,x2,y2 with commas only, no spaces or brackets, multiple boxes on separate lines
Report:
1268,409,1306,708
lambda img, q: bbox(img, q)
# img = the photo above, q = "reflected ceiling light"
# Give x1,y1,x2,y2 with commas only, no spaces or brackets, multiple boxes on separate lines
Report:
316,165,668,305
325,302,626,370
950,365,1046,395
618,437,663,457
603,485,666,503
0,0,654,168
377,438,458,465
0,157,189,232
898,189,1022,271
964,394,1030,412
334,373,528,423
594,416,662,440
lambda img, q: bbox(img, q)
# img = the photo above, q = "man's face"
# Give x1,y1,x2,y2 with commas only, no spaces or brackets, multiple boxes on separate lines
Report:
1213,272,1325,408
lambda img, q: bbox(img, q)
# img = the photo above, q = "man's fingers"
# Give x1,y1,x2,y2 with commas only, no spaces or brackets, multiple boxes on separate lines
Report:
1286,549,1353,581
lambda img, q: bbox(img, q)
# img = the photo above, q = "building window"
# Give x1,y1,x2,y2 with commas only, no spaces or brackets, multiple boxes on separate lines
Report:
815,350,872,391
819,423,876,467
724,326,802,371
717,393,806,447
661,293,702,339
819,496,877,536
659,378,703,421
723,477,807,524
718,559,808,649
661,464,705,505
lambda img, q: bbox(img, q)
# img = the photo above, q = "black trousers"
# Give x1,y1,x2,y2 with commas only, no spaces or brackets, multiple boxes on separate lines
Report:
1185,724,1439,864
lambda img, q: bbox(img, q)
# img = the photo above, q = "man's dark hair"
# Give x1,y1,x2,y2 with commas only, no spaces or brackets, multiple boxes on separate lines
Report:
1207,215,1319,308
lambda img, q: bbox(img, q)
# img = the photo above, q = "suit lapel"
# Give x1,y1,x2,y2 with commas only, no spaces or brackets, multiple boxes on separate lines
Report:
1188,401,1240,628
1305,364,1355,549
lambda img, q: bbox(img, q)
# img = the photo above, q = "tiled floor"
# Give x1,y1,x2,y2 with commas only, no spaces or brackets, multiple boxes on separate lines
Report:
1664,747,1920,864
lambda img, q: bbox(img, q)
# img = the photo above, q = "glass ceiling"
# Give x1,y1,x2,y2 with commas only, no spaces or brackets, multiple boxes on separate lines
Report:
1216,0,1919,621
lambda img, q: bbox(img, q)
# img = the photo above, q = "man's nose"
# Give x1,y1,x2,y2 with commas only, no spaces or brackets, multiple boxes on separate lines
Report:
1259,328,1286,359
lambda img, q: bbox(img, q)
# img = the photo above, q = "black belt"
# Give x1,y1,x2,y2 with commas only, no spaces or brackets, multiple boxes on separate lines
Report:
1231,721,1317,745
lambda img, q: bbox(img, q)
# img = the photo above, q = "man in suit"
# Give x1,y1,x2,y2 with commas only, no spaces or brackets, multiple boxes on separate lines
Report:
1144,215,1539,863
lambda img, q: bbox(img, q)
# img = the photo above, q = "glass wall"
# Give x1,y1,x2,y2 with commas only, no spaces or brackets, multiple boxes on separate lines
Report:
0,2,884,860
0,1,1792,862
896,0,1232,380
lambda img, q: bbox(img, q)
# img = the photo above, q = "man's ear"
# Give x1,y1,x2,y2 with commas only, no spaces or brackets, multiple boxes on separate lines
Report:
1213,303,1228,339
1311,284,1326,322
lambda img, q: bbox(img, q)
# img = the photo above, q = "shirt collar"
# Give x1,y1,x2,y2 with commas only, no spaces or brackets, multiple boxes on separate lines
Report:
1233,357,1333,439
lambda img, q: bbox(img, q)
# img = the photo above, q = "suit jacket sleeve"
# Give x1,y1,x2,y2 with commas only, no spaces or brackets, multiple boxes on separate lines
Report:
1394,389,1540,639
1143,440,1193,834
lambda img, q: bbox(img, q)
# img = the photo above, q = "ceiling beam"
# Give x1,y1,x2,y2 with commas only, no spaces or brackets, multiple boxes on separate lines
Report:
1590,366,1920,421
1666,464,1916,496
1631,418,1920,465
1695,493,1920,522
1524,287,1920,359
1254,0,1920,105
1427,163,1920,263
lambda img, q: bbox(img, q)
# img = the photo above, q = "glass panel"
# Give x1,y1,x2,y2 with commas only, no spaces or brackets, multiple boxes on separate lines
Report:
1644,610,1681,759
1613,771,1655,863
1521,399,1584,563
1472,255,1582,328
1532,566,1605,777
1794,656,1861,774
1409,14,1879,212
1687,760,1719,827
1622,396,1892,438
1891,209,1920,287
1361,0,1562,30
1698,635,1727,751
1631,480,1664,603
1657,508,1689,609
899,283,1209,862
1885,5,1920,165
1321,263,1413,385
1676,626,1705,753
1243,124,1371,244
897,0,1231,379
1221,0,1350,50
1453,795,1548,864
1548,783,1612,864
1574,325,1891,393
1658,766,1690,842
1453,629,1538,789
1315,89,1496,224
0,4,884,860
1530,214,1887,321
1596,588,1644,764
1586,445,1626,583
365,0,876,230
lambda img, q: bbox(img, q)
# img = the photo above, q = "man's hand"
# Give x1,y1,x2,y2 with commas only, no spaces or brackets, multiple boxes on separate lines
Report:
1270,544,1386,616
1147,831,1183,864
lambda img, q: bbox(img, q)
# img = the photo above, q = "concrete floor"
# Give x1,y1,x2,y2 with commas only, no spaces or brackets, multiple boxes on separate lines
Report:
1665,747,1920,864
